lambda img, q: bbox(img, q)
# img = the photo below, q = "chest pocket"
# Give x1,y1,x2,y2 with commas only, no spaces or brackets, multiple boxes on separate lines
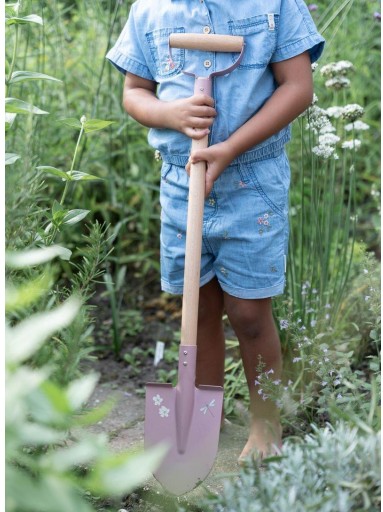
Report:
146,27,185,79
228,14,279,69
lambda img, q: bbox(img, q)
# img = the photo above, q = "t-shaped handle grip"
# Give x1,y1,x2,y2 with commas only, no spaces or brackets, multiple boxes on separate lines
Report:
169,33,244,53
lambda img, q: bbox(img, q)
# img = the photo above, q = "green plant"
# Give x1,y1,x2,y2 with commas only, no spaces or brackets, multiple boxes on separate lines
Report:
5,247,166,512
202,422,381,512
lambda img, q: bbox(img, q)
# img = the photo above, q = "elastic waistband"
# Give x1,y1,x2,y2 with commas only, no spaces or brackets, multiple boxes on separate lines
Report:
160,130,291,167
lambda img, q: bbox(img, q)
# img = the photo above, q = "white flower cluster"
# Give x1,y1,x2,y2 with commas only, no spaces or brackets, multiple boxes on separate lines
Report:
341,103,365,122
320,60,354,78
341,139,362,151
321,60,354,90
324,76,350,90
345,120,370,131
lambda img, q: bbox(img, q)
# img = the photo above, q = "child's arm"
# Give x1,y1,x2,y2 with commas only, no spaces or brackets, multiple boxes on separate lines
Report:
122,73,216,140
188,51,314,196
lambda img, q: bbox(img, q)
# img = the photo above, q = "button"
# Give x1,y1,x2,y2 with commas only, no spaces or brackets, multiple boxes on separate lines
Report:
204,59,212,68
203,26,211,34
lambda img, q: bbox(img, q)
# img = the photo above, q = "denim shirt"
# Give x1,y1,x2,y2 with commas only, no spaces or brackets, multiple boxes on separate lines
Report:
106,0,325,165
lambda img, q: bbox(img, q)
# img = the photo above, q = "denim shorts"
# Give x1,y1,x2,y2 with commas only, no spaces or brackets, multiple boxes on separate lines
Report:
159,151,290,299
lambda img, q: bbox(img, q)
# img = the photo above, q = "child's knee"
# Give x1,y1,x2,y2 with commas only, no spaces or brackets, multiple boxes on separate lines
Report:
225,297,276,341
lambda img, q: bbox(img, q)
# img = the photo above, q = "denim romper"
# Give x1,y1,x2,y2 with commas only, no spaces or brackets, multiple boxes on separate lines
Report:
107,0,325,298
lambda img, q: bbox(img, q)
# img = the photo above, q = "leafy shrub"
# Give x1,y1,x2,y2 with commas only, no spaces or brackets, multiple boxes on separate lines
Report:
202,422,381,512
5,248,166,512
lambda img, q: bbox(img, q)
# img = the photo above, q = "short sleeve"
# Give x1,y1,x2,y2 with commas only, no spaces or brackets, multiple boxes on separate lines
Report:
105,5,154,80
270,0,325,63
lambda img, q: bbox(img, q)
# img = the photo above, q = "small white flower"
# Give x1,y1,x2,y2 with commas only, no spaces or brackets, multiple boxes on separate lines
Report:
80,115,87,124
159,406,170,418
342,139,362,151
311,62,318,72
258,388,264,395
312,144,337,159
325,303,331,309
324,357,330,362
273,379,282,385
287,380,293,386
365,295,371,301
325,77,351,90
363,268,369,274
318,133,340,146
153,394,163,406
310,320,317,327
326,106,345,119
321,381,328,386
320,60,354,77
325,314,330,320
319,123,336,134
337,393,343,399
293,357,302,363
341,104,364,122
334,379,341,386
345,120,370,132
266,368,275,375
254,379,261,386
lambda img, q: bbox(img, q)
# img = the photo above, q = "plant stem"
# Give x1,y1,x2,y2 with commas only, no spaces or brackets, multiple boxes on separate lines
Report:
60,122,85,206
6,24,20,96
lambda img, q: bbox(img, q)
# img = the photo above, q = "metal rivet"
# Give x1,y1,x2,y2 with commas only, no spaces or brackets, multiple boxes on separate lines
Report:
183,350,188,355
183,362,188,366
203,26,211,34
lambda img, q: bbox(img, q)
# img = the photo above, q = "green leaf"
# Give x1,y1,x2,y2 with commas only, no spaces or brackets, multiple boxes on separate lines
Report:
6,468,94,512
5,272,52,312
6,297,81,364
5,153,21,165
6,14,43,26
5,245,72,268
83,119,115,133
5,113,17,131
66,374,99,410
46,436,105,472
63,209,90,226
67,170,103,181
37,165,70,180
8,70,62,85
5,97,48,115
87,445,168,496
58,117,82,130
18,422,67,445
5,3,19,17
52,200,65,215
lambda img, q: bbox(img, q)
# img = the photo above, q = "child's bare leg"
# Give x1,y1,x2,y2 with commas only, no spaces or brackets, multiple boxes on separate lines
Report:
195,278,225,422
224,295,282,461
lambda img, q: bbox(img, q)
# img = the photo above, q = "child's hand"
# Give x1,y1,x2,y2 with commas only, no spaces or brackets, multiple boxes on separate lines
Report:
186,141,236,197
167,94,216,139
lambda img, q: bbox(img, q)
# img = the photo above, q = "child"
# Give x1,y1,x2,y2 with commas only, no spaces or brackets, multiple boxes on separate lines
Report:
107,0,325,463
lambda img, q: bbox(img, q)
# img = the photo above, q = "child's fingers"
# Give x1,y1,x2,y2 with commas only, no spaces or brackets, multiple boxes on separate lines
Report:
186,127,210,139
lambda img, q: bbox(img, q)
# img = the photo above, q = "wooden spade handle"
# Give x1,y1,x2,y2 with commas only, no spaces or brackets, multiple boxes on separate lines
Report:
169,33,244,53
180,137,208,347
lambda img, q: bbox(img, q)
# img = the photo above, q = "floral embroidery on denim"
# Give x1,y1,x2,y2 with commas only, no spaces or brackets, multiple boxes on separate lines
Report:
238,180,247,188
177,232,183,240
163,56,175,73
257,211,273,235
208,197,216,206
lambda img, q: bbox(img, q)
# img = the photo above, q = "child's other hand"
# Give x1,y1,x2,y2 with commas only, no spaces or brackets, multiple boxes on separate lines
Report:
186,141,235,197
168,94,216,139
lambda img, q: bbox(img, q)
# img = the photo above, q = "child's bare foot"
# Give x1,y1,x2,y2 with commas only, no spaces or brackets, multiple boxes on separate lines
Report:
238,419,282,465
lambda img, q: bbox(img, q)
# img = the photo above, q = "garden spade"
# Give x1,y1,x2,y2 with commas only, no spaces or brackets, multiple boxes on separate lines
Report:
145,33,245,496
